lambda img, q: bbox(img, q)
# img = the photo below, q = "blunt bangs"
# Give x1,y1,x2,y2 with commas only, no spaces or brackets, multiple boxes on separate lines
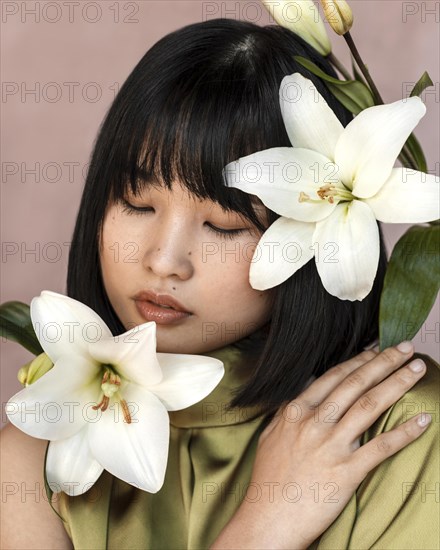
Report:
102,19,351,231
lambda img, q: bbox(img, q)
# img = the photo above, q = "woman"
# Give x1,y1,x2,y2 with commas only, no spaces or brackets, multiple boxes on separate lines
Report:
2,18,438,549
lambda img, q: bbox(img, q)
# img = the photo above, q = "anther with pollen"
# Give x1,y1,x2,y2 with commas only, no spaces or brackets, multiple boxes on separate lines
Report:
317,184,336,203
298,191,311,202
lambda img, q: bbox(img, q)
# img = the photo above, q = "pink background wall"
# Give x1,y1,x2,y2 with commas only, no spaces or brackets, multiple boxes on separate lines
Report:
2,0,439,421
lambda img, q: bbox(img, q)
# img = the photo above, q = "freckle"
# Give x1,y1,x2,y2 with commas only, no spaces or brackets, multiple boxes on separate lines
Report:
157,248,160,251
188,251,192,256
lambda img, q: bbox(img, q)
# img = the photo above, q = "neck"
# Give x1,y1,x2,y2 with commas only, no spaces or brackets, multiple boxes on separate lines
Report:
169,330,268,428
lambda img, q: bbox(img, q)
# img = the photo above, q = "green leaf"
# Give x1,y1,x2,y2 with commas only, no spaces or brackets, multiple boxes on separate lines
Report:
409,71,434,98
403,133,428,173
295,56,375,114
379,225,440,350
0,301,43,356
397,72,431,172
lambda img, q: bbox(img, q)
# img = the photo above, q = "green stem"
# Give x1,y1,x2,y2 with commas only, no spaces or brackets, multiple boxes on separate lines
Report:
327,52,351,81
343,31,384,105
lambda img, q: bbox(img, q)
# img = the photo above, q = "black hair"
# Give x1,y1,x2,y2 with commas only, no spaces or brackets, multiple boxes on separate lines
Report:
67,18,387,413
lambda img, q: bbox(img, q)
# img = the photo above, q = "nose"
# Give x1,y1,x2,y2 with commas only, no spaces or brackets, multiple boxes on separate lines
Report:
141,218,194,281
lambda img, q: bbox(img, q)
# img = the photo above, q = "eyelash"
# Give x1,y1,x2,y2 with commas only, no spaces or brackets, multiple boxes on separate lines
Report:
204,224,248,240
121,200,154,216
121,200,248,240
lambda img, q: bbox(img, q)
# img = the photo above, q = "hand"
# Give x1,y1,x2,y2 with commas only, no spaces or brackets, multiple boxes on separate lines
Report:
211,342,431,549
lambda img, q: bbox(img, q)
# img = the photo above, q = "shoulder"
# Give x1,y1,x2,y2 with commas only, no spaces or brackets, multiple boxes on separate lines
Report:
361,352,439,442
0,423,72,549
347,354,440,548
315,353,439,549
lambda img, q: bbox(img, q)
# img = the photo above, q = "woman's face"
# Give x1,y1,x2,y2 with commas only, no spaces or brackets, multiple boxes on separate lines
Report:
99,180,274,354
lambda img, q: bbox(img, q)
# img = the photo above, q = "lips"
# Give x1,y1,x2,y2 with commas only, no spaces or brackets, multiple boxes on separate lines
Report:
133,291,192,325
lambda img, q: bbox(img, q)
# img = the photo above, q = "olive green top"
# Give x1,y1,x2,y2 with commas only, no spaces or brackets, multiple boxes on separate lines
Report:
58,340,439,550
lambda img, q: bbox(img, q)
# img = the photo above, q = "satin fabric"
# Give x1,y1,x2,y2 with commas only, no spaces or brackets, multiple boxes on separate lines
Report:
58,341,439,550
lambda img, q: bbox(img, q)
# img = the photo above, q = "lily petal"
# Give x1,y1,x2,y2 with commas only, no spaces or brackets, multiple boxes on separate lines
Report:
335,97,426,198
88,322,163,387
279,73,344,160
224,147,339,222
88,385,170,493
46,428,103,496
30,291,112,363
6,355,99,440
314,201,380,301
364,168,440,223
151,354,224,410
248,216,315,290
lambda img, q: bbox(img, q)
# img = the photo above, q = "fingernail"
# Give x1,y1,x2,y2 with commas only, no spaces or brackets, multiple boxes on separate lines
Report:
409,359,425,373
417,414,431,427
397,341,413,353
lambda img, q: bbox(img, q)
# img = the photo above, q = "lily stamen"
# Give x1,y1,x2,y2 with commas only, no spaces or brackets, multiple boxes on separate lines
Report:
120,399,132,424
317,183,337,202
93,367,124,414
298,191,311,202
298,183,354,206
93,394,110,411
302,182,356,204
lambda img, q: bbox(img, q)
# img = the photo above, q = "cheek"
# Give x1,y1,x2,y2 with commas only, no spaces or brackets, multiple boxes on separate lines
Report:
99,215,118,277
99,209,133,299
207,238,272,316
234,240,274,322
100,206,143,265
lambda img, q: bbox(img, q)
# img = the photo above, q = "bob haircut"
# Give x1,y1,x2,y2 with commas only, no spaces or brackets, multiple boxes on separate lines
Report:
67,18,387,413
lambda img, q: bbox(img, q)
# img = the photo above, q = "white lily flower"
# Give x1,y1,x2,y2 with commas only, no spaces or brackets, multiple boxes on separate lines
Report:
6,291,224,496
224,73,439,301
261,0,332,56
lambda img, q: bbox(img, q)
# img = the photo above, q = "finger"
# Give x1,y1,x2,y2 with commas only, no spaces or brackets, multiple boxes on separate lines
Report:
296,349,379,409
350,412,432,477
315,343,415,422
336,358,427,440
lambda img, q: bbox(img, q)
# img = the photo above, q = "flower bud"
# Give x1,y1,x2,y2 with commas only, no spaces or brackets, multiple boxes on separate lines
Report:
262,0,332,56
17,363,31,386
320,0,353,35
17,352,54,386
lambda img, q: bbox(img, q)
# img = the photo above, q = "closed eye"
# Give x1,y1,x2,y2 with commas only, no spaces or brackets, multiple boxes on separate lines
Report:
121,199,252,239
204,222,248,240
121,199,154,215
